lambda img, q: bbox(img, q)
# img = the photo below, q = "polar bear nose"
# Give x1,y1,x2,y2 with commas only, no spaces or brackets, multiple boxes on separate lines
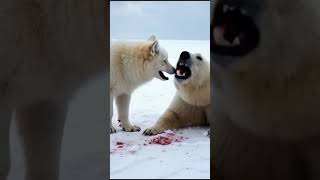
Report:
180,51,190,60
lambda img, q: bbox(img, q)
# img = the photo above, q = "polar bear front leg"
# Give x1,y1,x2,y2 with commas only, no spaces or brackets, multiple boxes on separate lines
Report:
143,95,187,136
116,94,141,132
144,95,207,136
143,109,182,135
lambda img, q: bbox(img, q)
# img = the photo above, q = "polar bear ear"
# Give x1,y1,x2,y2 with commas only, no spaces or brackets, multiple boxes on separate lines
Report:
150,40,160,55
148,35,157,41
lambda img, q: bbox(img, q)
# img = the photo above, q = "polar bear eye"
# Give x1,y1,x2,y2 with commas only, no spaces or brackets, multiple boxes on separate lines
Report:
196,56,202,61
163,60,167,64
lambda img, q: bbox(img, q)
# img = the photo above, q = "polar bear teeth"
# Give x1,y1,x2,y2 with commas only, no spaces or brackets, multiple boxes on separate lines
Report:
179,62,188,67
176,60,191,79
179,62,189,67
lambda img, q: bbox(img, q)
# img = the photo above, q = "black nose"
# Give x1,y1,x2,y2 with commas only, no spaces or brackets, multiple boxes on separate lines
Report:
180,51,190,60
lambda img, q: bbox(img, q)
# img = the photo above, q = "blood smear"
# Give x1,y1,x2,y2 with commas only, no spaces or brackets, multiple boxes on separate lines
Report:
152,136,173,145
149,132,186,145
116,141,124,145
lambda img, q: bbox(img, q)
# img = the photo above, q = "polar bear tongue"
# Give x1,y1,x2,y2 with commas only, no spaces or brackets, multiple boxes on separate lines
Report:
176,69,186,76
214,26,240,47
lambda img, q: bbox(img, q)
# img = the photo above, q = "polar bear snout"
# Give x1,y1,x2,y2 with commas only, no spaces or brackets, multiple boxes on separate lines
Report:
180,51,191,60
177,51,193,66
211,0,261,61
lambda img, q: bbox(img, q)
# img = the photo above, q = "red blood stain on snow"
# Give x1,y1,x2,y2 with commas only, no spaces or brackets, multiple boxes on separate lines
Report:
116,141,124,145
148,132,186,145
151,136,172,145
110,141,128,154
110,132,188,154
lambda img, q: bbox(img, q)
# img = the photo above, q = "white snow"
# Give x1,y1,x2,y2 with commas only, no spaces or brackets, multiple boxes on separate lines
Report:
110,40,210,179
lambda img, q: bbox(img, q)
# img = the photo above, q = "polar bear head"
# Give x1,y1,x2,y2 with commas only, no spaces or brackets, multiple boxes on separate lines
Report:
174,51,210,86
174,51,210,106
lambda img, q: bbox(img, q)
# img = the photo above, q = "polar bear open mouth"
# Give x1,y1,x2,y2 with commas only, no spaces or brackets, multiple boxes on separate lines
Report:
175,62,191,80
212,2,260,57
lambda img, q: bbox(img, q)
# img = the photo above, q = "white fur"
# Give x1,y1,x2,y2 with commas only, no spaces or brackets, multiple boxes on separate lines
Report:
110,36,175,132
144,52,210,135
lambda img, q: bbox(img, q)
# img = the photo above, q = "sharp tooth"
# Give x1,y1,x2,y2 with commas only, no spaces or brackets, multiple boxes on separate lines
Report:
183,73,186,76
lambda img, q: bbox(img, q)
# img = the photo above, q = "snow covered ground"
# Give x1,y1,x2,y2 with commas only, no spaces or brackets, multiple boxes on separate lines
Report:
110,40,210,179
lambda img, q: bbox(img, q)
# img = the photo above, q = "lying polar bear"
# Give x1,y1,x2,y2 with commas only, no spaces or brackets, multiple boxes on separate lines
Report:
143,51,210,135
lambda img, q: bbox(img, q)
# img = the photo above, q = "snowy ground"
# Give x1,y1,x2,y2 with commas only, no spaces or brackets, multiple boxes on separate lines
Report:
110,40,210,179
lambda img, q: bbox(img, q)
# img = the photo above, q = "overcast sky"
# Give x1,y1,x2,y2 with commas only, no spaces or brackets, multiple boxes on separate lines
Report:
110,1,210,40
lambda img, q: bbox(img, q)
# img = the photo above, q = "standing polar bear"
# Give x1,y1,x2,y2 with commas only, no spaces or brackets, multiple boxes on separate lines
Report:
143,51,210,135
